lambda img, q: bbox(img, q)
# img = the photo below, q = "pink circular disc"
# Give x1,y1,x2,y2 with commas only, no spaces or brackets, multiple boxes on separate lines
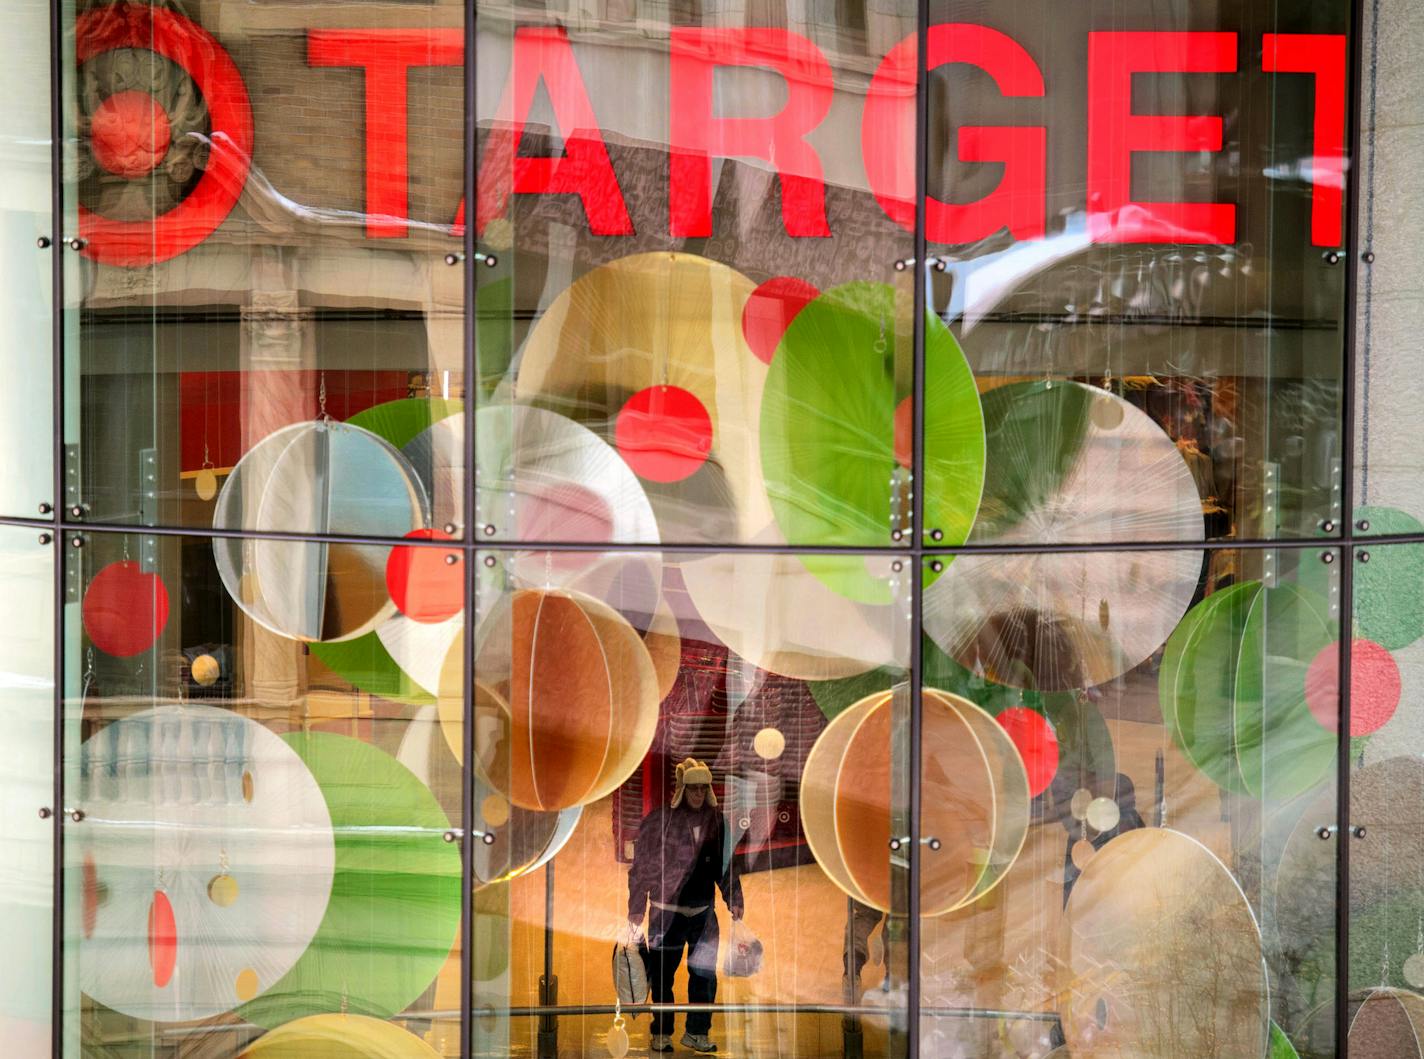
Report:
741,276,820,364
996,707,1059,797
1305,639,1402,736
385,528,463,624
82,561,170,658
91,90,172,179
615,385,713,483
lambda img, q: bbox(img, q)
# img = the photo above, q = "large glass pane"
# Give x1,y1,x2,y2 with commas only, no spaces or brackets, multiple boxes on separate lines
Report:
63,529,465,1055
0,526,55,1055
1353,0,1424,537
0,0,53,517
918,545,1341,1058
473,0,920,550
1341,541,1424,1054
62,1,466,536
925,1,1350,546
471,548,910,1056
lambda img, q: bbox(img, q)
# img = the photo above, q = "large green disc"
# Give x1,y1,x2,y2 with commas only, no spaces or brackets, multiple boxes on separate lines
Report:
760,282,983,603
1233,582,1336,801
240,732,462,1027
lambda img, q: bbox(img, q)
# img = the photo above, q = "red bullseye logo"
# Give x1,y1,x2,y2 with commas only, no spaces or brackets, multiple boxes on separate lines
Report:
91,90,173,178
77,4,253,266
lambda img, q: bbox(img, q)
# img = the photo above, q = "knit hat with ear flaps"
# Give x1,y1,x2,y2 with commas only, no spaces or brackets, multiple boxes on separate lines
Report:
671,758,716,808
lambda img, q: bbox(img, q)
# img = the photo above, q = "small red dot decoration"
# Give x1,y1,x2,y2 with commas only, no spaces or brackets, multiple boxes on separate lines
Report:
615,385,714,483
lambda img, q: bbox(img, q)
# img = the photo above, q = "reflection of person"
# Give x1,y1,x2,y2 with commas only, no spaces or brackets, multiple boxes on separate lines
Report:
844,897,885,997
628,758,744,1054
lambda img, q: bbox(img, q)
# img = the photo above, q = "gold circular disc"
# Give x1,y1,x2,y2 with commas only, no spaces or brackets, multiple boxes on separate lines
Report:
800,694,883,907
480,794,511,830
1348,988,1424,1057
195,468,218,501
191,653,220,687
1404,954,1424,990
1059,828,1268,1058
1086,796,1122,833
234,968,259,1002
754,727,786,760
237,1013,442,1057
1071,839,1096,871
207,873,239,907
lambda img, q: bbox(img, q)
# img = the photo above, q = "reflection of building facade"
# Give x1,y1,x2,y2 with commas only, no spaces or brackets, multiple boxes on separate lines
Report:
5,0,1424,1058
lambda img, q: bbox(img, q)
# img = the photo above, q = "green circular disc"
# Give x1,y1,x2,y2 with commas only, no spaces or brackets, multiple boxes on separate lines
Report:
1161,583,1259,795
1270,1022,1302,1059
240,732,462,1028
347,397,463,452
1354,506,1424,650
1232,582,1336,801
309,399,461,704
1161,580,1335,800
760,282,984,603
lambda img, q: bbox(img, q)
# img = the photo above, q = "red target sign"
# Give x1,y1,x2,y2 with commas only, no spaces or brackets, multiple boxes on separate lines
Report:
76,3,253,266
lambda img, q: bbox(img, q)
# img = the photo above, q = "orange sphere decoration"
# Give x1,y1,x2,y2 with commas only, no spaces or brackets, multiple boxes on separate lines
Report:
802,689,1030,916
447,589,659,811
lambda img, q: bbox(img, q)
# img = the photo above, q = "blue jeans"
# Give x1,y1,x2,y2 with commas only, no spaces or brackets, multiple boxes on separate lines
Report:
646,907,718,1036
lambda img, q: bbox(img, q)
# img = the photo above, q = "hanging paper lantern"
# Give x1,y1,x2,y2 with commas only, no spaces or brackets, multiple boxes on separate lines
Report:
760,281,985,603
1058,828,1269,1059
239,1014,442,1058
213,420,429,642
239,732,461,1028
741,276,819,365
82,560,170,657
442,589,659,811
925,381,1203,691
800,689,1029,916
1159,579,1336,799
76,706,335,1023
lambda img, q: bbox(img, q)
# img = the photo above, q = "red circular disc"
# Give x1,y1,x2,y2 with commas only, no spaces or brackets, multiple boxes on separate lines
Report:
893,396,914,469
614,385,713,483
741,276,820,364
148,889,176,988
76,4,254,266
91,91,172,178
1306,639,1402,737
996,707,1059,798
385,529,463,624
82,561,170,658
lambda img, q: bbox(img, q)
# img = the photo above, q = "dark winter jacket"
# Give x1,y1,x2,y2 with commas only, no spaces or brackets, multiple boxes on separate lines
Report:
627,803,744,922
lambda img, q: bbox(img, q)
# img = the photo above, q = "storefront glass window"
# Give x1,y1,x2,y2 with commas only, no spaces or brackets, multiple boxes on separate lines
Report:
1353,0,1424,537
473,0,918,550
62,0,466,537
0,0,53,518
62,530,465,1055
0,528,54,1057
2,0,1415,1055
